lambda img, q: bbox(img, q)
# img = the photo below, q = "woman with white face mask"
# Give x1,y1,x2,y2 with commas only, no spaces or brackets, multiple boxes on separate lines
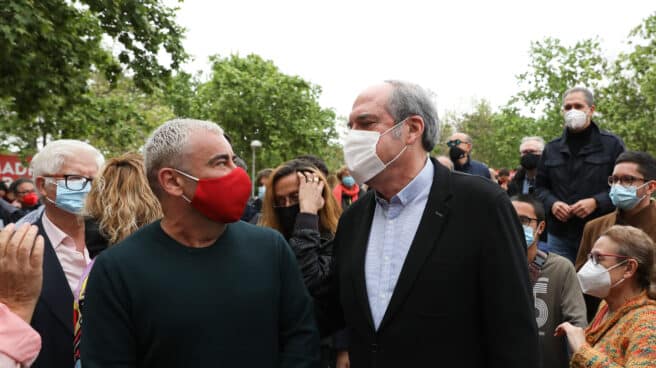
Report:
555,225,656,367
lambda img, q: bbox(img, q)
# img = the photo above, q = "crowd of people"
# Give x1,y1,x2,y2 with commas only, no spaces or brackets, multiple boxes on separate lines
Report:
0,81,655,368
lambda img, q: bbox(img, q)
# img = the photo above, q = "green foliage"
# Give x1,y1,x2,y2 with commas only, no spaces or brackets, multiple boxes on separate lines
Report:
513,37,608,139
0,0,186,154
598,13,656,154
188,54,340,171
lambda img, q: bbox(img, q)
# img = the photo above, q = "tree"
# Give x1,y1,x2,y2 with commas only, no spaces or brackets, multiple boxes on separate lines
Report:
0,0,186,152
189,54,339,171
598,13,656,155
512,37,608,140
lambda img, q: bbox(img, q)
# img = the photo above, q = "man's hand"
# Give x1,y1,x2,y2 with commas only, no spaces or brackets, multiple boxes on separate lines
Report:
298,172,325,215
571,198,597,219
551,201,572,222
554,322,586,353
0,223,44,323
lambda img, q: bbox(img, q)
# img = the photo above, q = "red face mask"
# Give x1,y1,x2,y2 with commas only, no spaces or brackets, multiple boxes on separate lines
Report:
175,167,252,223
22,192,39,206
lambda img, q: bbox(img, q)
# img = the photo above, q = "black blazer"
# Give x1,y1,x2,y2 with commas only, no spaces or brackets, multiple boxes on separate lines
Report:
318,158,540,368
30,215,75,368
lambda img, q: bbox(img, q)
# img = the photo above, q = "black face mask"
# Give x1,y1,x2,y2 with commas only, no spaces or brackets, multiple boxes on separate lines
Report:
275,204,300,239
520,153,540,170
449,146,467,163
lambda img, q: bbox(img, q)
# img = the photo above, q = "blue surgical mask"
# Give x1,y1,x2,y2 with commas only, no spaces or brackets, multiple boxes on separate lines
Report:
46,180,91,214
342,176,356,188
257,185,266,199
523,225,535,248
609,183,647,211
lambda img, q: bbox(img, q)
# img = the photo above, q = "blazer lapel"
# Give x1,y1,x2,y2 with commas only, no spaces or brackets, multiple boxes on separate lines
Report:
37,218,75,334
349,191,377,332
378,159,452,331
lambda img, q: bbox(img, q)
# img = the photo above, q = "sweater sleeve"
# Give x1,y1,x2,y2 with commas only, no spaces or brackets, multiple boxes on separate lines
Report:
559,261,588,328
572,314,656,368
0,303,41,367
277,235,321,368
287,213,333,295
80,253,137,368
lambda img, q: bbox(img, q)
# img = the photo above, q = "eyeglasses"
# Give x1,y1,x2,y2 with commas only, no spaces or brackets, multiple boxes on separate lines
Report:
446,139,469,148
274,192,299,208
608,175,645,187
562,103,587,111
517,215,539,227
16,189,36,196
587,251,630,265
44,175,93,191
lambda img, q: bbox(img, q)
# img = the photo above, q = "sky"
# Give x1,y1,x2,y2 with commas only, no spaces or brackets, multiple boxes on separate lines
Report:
167,0,655,119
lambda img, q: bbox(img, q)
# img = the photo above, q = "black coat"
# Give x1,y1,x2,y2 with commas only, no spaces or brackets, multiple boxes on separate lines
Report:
30,215,108,368
316,158,539,367
535,122,625,240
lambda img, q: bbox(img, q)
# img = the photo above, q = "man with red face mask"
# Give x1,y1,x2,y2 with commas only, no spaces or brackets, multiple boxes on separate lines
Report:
0,178,41,224
81,119,320,367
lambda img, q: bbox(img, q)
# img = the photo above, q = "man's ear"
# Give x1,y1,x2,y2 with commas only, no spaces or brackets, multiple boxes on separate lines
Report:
35,177,48,197
158,168,187,197
536,220,546,236
623,258,638,280
404,115,425,146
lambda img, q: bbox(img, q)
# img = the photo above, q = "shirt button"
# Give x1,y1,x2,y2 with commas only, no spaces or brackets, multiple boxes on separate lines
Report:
384,256,390,261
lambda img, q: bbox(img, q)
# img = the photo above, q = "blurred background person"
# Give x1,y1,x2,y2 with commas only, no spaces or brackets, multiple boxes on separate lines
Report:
333,166,364,211
447,132,491,178
497,168,510,191
508,136,545,197
556,225,656,367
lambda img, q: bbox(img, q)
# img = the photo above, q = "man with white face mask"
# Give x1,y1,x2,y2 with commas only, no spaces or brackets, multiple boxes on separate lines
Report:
315,81,539,367
535,87,625,264
575,151,656,321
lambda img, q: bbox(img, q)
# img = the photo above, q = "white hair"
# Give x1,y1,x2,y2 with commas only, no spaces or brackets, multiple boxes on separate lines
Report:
520,136,545,152
144,118,225,193
31,139,105,182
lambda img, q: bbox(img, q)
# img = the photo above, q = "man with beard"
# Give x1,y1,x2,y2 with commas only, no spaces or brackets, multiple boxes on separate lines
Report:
508,136,545,197
447,132,491,179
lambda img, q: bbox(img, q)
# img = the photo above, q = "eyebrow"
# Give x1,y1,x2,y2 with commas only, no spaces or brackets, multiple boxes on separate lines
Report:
207,153,233,166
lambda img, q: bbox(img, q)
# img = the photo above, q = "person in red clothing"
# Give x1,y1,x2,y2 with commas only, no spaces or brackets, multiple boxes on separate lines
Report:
333,166,364,210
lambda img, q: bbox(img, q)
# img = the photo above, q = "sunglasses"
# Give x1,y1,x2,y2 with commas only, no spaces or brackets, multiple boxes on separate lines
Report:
446,139,469,147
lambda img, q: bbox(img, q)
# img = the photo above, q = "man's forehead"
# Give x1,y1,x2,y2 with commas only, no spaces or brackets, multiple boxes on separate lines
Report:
450,133,468,141
512,201,536,217
564,92,587,104
349,84,393,120
520,141,541,151
613,162,640,175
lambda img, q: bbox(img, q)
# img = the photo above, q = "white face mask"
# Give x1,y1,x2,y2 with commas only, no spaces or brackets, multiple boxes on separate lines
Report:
343,120,408,185
564,109,588,130
577,259,628,298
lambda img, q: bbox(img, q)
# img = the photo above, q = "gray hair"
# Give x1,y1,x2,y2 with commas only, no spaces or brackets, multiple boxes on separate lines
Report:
520,136,545,152
384,80,440,152
562,87,594,107
144,118,224,194
31,139,104,182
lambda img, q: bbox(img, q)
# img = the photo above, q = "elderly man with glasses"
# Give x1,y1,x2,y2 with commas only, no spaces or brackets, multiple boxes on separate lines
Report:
28,139,104,368
575,150,656,322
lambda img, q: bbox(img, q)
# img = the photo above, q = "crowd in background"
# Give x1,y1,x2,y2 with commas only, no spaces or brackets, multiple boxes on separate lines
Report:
0,82,655,368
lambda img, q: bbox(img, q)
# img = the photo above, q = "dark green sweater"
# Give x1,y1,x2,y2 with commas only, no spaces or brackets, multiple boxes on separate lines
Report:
81,220,320,367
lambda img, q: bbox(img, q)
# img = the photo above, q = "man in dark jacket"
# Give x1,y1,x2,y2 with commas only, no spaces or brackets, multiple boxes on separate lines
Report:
316,80,539,367
508,136,545,197
447,132,491,179
535,87,625,263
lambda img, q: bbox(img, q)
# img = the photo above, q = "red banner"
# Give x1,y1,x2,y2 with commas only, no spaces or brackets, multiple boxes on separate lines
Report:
0,154,32,185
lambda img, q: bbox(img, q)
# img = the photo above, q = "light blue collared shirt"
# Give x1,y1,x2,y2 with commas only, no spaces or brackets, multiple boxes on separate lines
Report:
365,159,433,330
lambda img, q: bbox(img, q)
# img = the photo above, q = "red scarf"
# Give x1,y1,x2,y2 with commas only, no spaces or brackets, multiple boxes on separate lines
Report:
333,183,359,207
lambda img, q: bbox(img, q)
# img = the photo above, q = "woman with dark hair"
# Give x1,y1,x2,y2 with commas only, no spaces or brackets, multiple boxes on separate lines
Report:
556,225,656,367
259,159,343,367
